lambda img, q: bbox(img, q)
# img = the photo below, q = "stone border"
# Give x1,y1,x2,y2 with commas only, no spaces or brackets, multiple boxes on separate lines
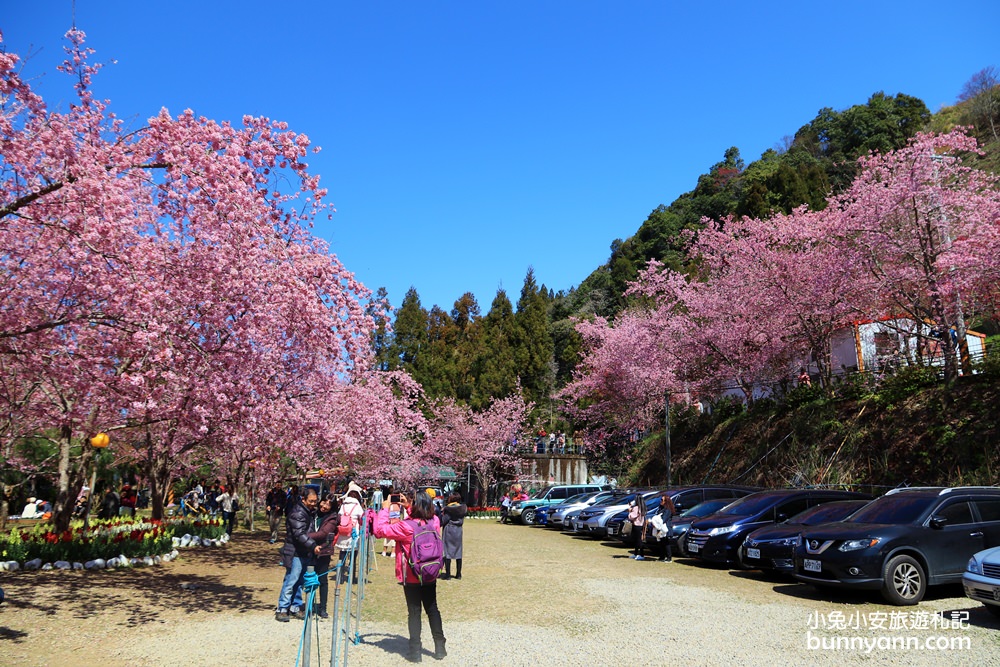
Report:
0,532,229,572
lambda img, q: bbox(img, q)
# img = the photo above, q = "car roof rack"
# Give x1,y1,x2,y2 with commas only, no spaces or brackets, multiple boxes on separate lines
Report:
939,486,1000,495
885,486,944,495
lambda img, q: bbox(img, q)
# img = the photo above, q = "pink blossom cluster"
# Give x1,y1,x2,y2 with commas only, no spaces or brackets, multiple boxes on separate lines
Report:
562,129,1000,449
0,31,426,524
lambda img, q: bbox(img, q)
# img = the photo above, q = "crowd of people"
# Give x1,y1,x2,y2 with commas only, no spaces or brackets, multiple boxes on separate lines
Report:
274,480,467,662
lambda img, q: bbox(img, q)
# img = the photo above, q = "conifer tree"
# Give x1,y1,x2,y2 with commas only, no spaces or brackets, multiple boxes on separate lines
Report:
473,289,518,408
513,267,555,406
390,287,429,371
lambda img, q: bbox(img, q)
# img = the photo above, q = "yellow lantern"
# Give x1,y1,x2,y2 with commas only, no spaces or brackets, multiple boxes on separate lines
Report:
90,432,110,448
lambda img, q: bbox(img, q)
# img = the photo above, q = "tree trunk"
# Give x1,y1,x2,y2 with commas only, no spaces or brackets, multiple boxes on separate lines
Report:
146,442,172,522
52,425,90,533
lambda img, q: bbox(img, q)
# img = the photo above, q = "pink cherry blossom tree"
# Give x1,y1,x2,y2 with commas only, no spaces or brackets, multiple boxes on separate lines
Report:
825,129,1000,381
424,392,531,502
0,30,384,529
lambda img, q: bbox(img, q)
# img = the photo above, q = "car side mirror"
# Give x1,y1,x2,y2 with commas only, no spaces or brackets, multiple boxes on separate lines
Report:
776,513,788,522
929,516,948,530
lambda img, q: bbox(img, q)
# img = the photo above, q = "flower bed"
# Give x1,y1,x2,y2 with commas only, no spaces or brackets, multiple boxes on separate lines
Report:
0,516,227,568
467,506,502,519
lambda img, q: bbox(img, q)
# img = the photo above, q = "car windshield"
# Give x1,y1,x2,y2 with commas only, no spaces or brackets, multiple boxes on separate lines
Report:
787,501,867,525
562,492,592,505
845,495,936,524
717,493,783,516
593,492,635,507
680,499,732,518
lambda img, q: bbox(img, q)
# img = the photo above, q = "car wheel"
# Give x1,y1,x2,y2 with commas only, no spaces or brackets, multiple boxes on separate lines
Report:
986,604,1000,618
880,554,926,605
522,508,536,525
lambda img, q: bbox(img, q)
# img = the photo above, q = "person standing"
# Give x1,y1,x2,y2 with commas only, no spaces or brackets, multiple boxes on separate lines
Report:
374,491,446,663
335,482,365,584
628,494,648,561
276,487,321,622
266,485,285,544
119,484,137,517
307,492,338,619
655,493,676,562
216,485,238,537
382,487,404,558
499,492,511,524
439,492,467,580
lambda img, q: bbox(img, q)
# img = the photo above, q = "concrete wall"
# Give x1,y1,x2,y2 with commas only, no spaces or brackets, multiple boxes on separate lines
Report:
517,454,589,487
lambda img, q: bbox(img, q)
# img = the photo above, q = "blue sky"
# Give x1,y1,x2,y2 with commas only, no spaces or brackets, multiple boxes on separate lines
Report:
4,1,998,314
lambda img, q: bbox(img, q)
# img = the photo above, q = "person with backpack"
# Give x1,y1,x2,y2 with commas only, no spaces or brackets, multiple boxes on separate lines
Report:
335,482,365,584
374,491,447,663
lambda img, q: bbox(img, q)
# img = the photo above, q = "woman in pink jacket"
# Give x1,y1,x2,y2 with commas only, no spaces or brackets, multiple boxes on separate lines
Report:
374,491,447,663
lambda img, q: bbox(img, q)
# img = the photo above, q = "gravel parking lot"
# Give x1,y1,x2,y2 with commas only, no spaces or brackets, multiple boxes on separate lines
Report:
2,520,998,666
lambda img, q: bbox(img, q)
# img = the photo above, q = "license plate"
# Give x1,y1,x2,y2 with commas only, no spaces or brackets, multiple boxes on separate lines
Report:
746,548,760,560
688,542,700,553
804,559,822,573
607,526,616,535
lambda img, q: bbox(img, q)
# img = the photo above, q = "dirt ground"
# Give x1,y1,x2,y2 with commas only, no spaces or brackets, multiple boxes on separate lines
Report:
2,520,999,666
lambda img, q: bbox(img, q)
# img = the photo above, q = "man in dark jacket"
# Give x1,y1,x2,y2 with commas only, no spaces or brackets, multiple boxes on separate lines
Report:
266,485,285,544
275,488,321,622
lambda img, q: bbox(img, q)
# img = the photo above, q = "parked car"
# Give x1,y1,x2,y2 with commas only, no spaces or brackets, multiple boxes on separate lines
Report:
573,490,652,538
510,484,610,525
642,498,740,556
740,500,870,573
687,488,870,567
546,490,617,530
963,546,1000,617
794,486,1000,605
607,485,759,547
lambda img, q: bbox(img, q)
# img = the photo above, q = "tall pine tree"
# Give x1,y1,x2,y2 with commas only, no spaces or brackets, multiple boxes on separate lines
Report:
473,288,518,408
513,267,554,407
389,287,428,371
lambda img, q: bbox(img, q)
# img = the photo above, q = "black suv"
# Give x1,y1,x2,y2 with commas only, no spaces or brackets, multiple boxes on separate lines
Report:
686,489,871,567
741,500,870,573
794,486,1000,605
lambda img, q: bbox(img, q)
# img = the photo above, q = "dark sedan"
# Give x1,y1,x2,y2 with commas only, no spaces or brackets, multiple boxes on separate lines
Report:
740,500,869,573
644,498,737,557
687,489,871,567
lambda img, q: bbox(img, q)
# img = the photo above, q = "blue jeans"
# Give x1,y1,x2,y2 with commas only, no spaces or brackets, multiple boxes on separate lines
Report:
278,555,308,611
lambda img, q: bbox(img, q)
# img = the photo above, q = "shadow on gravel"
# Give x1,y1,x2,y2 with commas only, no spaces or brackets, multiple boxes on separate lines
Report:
945,605,1000,630
0,532,273,627
360,631,411,660
728,569,795,584
0,626,29,642
770,581,968,607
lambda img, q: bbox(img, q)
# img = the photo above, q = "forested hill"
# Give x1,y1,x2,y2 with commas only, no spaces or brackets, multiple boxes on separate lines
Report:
379,73,1000,416
543,82,1000,390
556,89,1000,323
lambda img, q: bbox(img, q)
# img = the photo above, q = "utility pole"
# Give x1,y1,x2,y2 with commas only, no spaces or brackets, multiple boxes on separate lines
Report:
664,389,672,487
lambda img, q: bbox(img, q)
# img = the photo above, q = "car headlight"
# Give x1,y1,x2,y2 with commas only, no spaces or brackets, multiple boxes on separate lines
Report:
838,538,879,552
707,525,737,536
967,557,982,574
777,536,801,547
512,502,522,509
